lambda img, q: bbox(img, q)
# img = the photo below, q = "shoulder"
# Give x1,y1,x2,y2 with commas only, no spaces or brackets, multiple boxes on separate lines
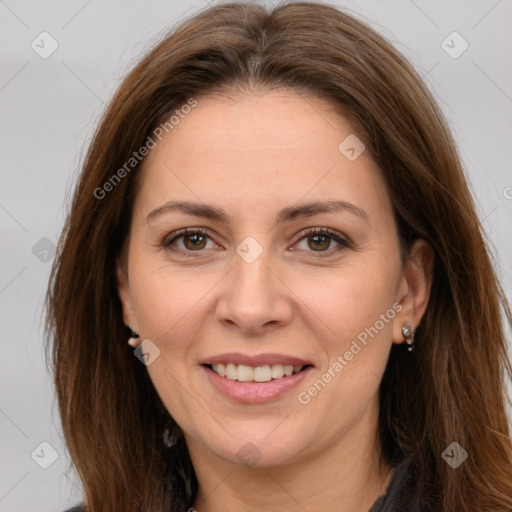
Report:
63,506,86,512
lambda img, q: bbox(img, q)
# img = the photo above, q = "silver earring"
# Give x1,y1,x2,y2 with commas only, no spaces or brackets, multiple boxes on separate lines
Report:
128,326,141,348
402,322,415,352
163,427,178,448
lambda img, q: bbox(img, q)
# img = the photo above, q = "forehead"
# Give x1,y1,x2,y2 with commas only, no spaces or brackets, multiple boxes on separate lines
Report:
134,91,391,224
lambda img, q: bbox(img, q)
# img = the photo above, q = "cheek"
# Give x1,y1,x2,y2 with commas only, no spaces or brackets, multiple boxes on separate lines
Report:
127,254,218,356
291,262,398,424
293,259,399,352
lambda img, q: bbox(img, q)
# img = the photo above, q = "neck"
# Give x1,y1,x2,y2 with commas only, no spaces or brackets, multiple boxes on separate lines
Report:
187,400,393,512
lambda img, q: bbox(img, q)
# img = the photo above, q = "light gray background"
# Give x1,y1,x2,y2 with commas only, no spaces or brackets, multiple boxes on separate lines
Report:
1,0,511,510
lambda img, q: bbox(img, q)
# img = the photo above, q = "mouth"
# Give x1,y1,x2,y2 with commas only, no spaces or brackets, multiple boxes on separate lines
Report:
199,353,314,404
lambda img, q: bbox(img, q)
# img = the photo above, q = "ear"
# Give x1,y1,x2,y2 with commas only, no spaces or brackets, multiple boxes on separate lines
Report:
392,239,434,345
116,258,138,332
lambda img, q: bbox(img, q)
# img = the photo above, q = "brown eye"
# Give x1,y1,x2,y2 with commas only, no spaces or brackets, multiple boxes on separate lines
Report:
162,228,216,254
183,233,207,250
307,234,332,251
293,228,351,256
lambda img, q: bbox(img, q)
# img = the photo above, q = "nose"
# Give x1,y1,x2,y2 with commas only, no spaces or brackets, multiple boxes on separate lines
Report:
215,246,293,335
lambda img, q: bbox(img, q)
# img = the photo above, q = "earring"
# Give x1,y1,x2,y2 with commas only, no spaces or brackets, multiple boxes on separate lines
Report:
127,326,141,348
402,322,415,352
163,427,178,448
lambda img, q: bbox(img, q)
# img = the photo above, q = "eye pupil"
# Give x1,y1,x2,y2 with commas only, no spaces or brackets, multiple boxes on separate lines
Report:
308,235,330,251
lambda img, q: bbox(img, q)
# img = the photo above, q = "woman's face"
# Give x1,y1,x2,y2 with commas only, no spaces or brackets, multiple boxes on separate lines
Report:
118,90,430,468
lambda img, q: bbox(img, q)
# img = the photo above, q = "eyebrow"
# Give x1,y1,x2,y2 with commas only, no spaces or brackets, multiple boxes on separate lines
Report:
146,200,370,226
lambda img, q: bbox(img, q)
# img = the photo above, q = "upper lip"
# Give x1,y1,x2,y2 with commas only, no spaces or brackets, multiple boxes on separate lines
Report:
200,352,314,367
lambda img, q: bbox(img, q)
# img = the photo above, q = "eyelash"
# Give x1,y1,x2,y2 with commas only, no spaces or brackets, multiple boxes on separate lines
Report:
161,227,351,258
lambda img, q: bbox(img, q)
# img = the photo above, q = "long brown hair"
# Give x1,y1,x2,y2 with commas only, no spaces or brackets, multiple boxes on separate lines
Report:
45,2,512,510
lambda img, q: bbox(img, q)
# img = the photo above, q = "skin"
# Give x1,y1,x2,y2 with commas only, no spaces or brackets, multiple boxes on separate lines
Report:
117,90,434,512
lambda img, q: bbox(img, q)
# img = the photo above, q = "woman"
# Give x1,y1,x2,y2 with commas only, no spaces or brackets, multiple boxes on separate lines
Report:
46,2,512,511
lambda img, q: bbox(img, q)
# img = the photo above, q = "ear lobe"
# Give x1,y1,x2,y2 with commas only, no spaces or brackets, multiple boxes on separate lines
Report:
116,259,136,329
392,239,434,343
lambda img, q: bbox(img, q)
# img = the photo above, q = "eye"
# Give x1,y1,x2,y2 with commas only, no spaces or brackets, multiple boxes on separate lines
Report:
162,228,218,254
161,227,351,257
293,228,351,255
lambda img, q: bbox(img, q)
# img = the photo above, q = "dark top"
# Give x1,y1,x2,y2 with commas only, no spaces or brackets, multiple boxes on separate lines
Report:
368,455,429,511
63,455,436,511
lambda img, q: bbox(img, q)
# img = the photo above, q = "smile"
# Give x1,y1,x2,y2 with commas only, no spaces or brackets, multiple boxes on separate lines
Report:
201,355,314,403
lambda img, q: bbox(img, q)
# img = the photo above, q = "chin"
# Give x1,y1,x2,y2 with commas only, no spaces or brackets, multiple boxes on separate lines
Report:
203,431,308,469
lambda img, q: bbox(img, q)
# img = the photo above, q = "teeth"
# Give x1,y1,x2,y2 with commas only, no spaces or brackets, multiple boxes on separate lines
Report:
271,364,284,379
253,365,272,382
225,363,237,380
211,363,305,382
237,364,254,382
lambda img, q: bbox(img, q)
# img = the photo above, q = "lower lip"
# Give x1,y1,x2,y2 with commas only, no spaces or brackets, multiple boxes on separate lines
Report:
202,365,314,404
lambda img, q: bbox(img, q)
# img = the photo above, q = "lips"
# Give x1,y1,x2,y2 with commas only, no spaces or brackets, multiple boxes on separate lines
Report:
200,353,314,403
